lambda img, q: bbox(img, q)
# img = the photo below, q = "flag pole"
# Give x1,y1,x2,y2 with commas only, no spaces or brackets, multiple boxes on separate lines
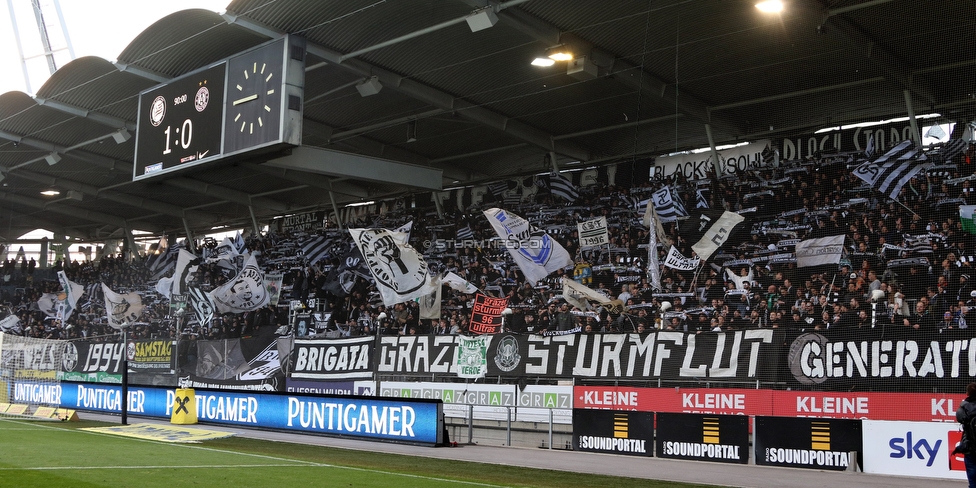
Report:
889,197,920,219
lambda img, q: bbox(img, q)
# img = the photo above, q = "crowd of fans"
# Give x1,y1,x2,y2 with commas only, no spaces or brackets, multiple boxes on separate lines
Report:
3,142,976,343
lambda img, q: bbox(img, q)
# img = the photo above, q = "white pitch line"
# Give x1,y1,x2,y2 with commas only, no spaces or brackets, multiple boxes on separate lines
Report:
0,464,304,471
2,419,510,488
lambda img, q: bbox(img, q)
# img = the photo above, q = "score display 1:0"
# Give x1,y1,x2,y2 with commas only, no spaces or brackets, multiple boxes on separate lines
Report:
134,63,226,179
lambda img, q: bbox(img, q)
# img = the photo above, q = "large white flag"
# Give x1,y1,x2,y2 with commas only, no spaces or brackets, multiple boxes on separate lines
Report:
691,211,745,261
442,271,479,294
101,283,145,329
349,228,436,306
795,235,846,268
56,271,84,322
482,208,573,285
209,254,270,313
419,275,441,320
563,278,611,311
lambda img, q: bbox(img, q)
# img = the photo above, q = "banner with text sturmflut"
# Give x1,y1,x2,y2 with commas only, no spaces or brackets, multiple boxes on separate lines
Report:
484,331,779,381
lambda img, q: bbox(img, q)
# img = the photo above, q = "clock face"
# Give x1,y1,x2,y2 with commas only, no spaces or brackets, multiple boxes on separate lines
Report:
224,39,285,154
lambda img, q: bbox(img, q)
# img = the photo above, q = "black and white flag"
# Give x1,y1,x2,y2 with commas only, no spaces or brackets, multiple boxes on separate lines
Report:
300,235,337,265
650,186,687,222
852,140,929,200
456,223,475,240
695,188,709,209
186,286,215,328
546,173,579,202
689,211,746,261
101,283,145,329
209,254,270,313
349,228,436,306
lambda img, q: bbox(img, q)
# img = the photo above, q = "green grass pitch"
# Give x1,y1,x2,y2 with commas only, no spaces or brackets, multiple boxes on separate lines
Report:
0,418,722,487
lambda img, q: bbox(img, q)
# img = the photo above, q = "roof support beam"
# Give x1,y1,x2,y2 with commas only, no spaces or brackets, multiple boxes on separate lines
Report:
247,163,370,199
222,13,591,163
10,169,213,223
33,97,137,132
0,191,161,232
0,128,291,214
265,146,443,191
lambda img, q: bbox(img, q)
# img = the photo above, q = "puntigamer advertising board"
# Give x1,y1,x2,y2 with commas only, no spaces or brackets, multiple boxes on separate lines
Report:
13,381,442,445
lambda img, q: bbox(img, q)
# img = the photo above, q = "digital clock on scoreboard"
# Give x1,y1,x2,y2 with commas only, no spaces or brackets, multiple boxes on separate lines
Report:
134,64,226,180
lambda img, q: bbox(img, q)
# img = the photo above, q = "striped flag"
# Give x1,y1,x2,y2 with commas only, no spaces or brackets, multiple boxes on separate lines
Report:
547,173,579,202
650,186,687,222
487,181,509,198
864,133,876,158
456,223,475,240
300,235,335,264
852,140,929,200
939,139,969,163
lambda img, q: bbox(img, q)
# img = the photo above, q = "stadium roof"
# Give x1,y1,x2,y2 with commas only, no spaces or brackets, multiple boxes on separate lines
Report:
0,0,972,242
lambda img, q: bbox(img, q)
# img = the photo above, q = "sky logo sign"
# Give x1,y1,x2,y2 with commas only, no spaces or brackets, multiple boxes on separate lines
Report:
889,432,942,467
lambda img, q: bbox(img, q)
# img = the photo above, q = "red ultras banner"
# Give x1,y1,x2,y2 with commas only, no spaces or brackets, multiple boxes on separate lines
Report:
574,386,961,422
468,294,508,335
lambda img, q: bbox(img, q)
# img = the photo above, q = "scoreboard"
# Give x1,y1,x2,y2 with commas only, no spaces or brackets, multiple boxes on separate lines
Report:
133,35,305,181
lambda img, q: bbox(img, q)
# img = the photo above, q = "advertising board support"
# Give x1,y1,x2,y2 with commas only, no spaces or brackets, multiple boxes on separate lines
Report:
121,326,129,425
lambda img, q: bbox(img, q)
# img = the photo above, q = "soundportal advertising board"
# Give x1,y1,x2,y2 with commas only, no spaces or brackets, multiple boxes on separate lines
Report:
13,381,442,445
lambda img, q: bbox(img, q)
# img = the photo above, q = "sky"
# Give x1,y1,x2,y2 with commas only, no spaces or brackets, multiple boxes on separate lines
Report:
0,0,229,95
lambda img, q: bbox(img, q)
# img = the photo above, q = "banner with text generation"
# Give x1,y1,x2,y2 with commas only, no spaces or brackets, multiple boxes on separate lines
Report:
485,330,779,380
573,386,962,423
129,340,175,372
656,413,749,464
290,336,374,380
862,420,966,481
785,329,976,391
573,409,654,456
754,416,862,471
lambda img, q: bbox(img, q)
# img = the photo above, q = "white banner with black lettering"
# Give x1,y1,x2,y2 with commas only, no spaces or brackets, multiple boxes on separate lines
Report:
664,246,700,271
795,235,846,267
653,139,771,179
577,217,609,248
289,336,374,380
